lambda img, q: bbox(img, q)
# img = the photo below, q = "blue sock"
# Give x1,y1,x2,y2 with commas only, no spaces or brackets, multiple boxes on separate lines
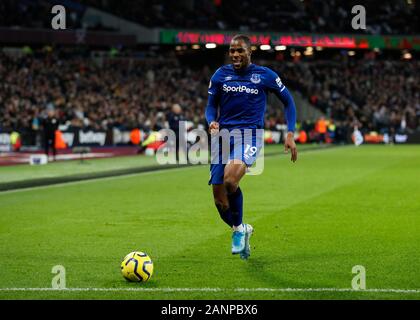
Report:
215,204,233,227
228,187,243,227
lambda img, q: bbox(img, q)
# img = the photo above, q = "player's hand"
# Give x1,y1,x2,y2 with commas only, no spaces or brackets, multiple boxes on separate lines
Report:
284,131,297,162
209,121,220,135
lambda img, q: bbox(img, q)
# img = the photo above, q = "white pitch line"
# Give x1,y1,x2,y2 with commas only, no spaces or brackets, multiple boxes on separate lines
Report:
0,287,419,294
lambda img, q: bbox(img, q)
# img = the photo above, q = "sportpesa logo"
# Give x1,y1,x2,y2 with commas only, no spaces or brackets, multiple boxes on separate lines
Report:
222,84,259,94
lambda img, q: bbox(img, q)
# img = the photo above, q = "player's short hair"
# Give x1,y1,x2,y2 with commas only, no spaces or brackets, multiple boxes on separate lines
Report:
231,34,251,49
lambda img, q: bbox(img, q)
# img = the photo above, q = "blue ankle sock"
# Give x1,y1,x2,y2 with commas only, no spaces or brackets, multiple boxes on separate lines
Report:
228,187,243,227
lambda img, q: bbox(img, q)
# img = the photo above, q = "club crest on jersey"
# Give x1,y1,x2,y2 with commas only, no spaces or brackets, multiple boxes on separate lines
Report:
250,74,261,84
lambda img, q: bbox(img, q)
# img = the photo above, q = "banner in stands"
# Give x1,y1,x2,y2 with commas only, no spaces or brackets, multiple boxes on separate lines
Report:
2,130,420,149
58,128,145,147
60,129,113,147
112,128,132,145
0,133,11,151
404,132,420,144
161,30,420,50
363,132,420,144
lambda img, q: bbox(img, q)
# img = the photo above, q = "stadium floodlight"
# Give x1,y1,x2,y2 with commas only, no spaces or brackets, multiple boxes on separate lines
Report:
402,52,412,59
291,50,302,57
275,45,287,51
205,43,217,49
304,47,313,56
348,50,356,56
260,45,271,51
192,44,200,49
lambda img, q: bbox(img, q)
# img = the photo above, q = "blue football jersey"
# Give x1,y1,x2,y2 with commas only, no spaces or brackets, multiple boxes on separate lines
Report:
205,63,295,131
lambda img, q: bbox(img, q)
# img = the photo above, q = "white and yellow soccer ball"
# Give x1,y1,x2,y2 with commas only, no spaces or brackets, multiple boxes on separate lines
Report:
121,251,153,282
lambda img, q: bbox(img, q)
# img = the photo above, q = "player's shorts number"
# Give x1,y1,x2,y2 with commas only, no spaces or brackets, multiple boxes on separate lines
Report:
244,144,258,159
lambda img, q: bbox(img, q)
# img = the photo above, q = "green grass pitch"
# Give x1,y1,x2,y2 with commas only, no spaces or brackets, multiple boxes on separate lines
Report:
0,145,419,300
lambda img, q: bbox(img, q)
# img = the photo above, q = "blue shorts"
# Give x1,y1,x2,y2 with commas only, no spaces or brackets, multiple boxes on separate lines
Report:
208,129,263,185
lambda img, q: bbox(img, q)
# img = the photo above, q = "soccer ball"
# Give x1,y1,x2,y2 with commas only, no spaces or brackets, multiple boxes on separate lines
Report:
121,251,153,282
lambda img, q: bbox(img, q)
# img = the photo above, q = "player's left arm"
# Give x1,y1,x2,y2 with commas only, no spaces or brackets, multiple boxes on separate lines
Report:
264,68,297,162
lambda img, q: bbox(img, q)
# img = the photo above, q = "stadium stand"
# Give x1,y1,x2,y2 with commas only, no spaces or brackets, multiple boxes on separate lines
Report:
1,48,418,148
80,0,420,35
275,57,420,135
0,49,211,146
0,0,419,150
1,0,419,34
0,0,114,31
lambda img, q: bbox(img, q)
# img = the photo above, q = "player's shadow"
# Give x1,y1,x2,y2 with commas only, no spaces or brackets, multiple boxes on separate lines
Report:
241,254,313,290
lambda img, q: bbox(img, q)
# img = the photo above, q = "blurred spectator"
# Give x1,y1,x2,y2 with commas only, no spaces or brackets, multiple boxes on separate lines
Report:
315,116,328,143
167,103,186,161
42,109,59,160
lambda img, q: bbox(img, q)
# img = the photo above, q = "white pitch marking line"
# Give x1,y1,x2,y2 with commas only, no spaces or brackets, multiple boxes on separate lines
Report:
0,287,419,294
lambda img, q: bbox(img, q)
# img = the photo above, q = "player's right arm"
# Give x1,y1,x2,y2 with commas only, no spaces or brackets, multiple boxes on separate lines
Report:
264,67,297,162
205,69,222,134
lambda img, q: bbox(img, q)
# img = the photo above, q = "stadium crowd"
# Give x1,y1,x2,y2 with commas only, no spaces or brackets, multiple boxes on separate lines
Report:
0,0,112,31
83,0,419,35
0,49,211,143
277,56,420,136
1,48,419,147
1,0,419,35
